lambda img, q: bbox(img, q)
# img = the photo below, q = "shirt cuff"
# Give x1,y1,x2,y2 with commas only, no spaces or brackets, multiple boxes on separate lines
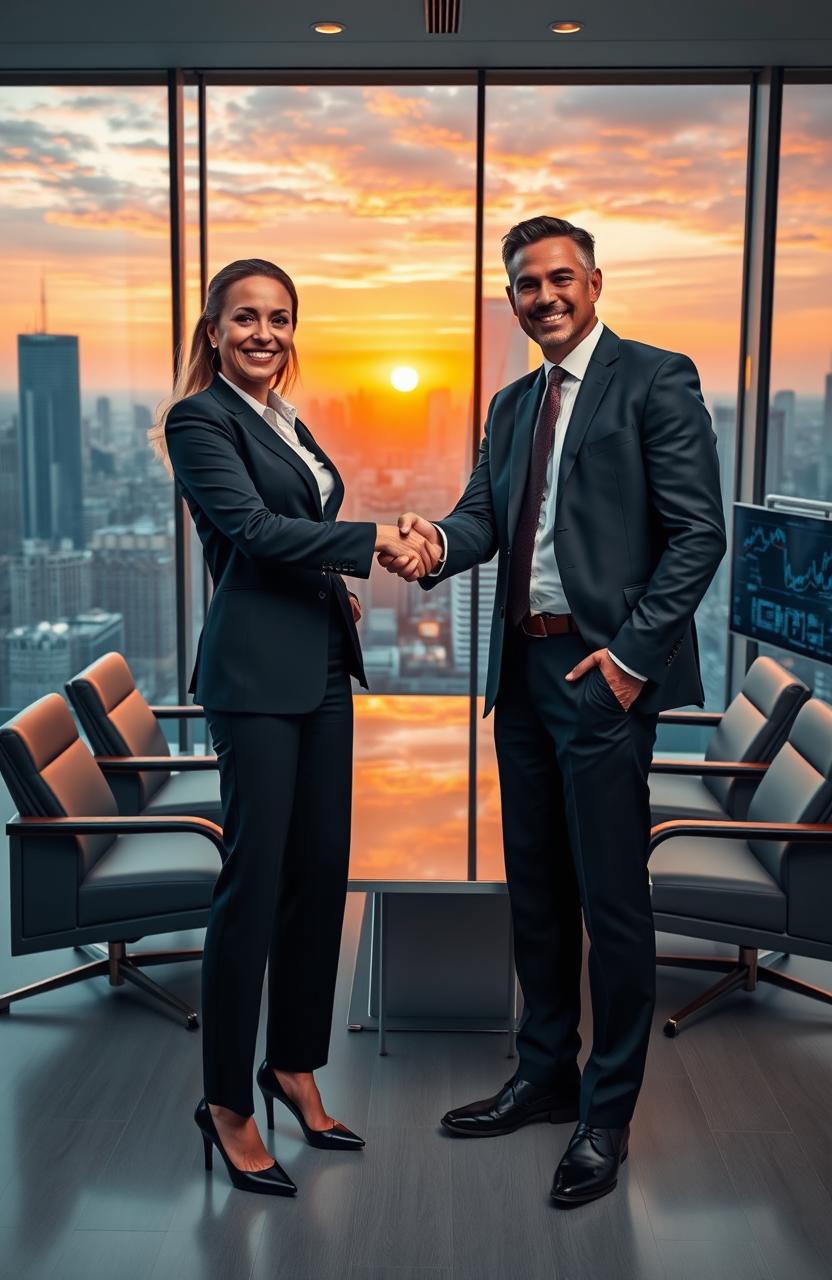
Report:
608,650,647,682
428,523,448,577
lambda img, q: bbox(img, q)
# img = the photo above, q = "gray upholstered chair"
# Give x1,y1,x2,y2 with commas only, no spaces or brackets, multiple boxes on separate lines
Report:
650,656,809,823
66,652,221,822
0,693,222,1027
649,697,832,1036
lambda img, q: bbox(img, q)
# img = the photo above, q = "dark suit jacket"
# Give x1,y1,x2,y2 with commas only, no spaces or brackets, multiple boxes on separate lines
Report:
165,375,376,714
423,326,727,716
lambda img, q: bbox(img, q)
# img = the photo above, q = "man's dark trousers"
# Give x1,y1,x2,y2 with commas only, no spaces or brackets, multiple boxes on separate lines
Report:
495,626,659,1128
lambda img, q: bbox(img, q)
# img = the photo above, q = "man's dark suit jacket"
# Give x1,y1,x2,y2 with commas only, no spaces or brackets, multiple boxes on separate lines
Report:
423,325,727,716
165,375,376,714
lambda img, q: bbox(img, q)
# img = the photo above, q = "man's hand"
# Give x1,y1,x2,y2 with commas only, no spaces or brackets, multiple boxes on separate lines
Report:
374,522,439,580
349,594,362,624
565,648,644,711
376,512,443,582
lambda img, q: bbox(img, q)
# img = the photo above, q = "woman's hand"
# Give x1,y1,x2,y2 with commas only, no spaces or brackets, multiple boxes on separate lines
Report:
374,524,439,579
349,594,362,624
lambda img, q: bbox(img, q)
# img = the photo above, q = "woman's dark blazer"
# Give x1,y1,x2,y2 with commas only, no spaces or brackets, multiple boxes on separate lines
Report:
165,375,376,714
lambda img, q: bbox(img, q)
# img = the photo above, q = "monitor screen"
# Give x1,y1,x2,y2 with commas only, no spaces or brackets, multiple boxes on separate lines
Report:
731,503,832,665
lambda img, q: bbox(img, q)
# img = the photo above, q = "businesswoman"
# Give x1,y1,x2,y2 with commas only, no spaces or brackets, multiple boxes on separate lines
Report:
151,259,435,1196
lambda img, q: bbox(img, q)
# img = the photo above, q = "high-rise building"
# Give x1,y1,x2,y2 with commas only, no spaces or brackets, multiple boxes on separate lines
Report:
17,332,83,548
95,395,113,444
450,558,499,694
713,404,737,518
90,520,175,700
8,540,93,627
482,298,532,408
0,418,21,554
766,406,787,494
6,610,123,709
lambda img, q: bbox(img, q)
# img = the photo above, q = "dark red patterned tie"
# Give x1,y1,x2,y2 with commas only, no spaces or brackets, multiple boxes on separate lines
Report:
509,365,567,625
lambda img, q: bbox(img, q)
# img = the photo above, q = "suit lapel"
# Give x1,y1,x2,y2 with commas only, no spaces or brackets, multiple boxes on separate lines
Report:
507,368,546,541
556,327,620,503
295,418,344,519
208,376,324,516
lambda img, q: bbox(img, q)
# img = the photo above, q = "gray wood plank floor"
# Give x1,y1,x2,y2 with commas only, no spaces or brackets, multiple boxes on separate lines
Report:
2,786,832,1280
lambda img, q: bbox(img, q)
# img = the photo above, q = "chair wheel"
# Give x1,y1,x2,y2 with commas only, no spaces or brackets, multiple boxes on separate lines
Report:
663,1019,678,1038
186,1013,199,1031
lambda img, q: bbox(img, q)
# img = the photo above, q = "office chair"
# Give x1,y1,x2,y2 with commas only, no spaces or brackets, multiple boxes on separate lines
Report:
66,652,221,822
649,697,832,1036
0,693,222,1027
650,656,809,822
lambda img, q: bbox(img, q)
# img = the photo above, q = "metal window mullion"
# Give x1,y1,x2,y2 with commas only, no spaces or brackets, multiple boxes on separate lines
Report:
168,68,192,748
727,67,784,699
197,73,213,629
467,69,486,883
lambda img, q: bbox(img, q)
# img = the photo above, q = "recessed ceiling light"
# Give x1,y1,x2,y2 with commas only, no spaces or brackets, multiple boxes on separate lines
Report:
550,21,583,34
312,21,345,35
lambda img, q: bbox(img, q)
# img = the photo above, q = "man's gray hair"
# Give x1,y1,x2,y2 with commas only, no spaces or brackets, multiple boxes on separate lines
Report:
502,216,596,277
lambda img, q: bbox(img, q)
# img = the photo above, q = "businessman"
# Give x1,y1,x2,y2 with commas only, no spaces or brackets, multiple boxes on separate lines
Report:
380,216,726,1205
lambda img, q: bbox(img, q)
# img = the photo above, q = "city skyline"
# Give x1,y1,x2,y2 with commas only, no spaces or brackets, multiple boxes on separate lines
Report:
2,80,825,402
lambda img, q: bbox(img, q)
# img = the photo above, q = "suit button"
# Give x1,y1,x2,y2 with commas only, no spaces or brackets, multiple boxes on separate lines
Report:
319,590,328,600
499,606,505,619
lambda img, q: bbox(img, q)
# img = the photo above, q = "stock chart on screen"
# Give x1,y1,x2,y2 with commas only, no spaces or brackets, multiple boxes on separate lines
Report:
731,503,832,664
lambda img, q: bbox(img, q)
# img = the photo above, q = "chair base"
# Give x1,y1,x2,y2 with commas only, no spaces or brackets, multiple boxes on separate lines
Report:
0,941,202,1029
657,947,832,1036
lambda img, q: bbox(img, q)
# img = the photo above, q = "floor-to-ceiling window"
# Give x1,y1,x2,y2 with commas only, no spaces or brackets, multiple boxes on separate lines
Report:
765,79,832,704
201,82,479,878
0,84,174,712
476,81,750,874
6,72,801,876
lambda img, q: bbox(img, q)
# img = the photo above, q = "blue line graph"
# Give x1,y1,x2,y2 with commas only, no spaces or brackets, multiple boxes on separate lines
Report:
731,504,832,664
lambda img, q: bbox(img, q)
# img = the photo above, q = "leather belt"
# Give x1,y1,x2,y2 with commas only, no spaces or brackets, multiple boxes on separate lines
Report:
519,612,580,638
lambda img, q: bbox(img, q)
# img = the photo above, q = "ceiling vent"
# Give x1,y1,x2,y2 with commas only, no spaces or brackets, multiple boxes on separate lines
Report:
425,0,460,35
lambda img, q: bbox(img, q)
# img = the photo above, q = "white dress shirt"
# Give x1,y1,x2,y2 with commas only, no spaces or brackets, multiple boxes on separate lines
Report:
435,320,645,682
219,372,335,512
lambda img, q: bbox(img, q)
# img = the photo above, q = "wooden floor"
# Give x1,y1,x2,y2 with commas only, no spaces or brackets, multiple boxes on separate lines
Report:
2,806,832,1278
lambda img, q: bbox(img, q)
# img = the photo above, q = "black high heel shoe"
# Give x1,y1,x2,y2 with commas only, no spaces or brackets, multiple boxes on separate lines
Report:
256,1060,365,1151
194,1098,297,1196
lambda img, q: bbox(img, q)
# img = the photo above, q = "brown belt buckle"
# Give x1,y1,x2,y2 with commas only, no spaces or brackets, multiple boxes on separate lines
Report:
520,613,548,638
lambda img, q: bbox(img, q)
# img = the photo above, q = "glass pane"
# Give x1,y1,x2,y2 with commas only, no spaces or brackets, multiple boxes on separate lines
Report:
767,82,832,706
478,83,750,864
204,84,478,877
349,695,470,881
0,86,174,715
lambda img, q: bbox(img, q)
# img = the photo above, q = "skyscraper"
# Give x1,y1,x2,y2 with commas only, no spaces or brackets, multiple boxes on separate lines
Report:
450,559,499,695
17,333,84,548
8,540,93,627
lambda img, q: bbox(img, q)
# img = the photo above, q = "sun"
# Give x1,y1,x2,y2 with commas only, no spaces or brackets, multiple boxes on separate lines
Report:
390,365,419,392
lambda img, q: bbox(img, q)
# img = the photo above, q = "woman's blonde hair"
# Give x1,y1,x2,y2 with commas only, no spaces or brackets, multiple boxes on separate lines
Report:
149,258,300,473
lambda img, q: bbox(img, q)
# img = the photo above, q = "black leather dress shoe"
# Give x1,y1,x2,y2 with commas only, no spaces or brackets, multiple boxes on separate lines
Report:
441,1077,579,1138
550,1123,629,1206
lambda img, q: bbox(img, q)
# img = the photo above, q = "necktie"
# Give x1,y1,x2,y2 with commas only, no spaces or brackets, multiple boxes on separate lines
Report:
509,365,567,625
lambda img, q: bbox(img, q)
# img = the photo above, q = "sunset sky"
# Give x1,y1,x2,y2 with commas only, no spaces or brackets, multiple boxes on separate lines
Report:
2,80,827,417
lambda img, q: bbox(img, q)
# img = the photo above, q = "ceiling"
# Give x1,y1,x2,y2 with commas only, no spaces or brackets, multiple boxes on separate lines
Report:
2,0,831,72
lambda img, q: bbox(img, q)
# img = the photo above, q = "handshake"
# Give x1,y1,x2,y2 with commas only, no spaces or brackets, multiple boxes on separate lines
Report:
374,513,443,582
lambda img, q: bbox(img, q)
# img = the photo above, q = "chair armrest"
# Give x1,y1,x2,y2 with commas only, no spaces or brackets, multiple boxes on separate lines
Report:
650,819,832,856
95,754,218,772
6,813,224,853
148,704,205,720
657,711,723,726
650,759,769,777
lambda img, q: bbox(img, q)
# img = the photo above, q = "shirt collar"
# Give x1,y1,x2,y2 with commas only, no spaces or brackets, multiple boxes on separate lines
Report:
219,372,298,429
542,318,604,383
